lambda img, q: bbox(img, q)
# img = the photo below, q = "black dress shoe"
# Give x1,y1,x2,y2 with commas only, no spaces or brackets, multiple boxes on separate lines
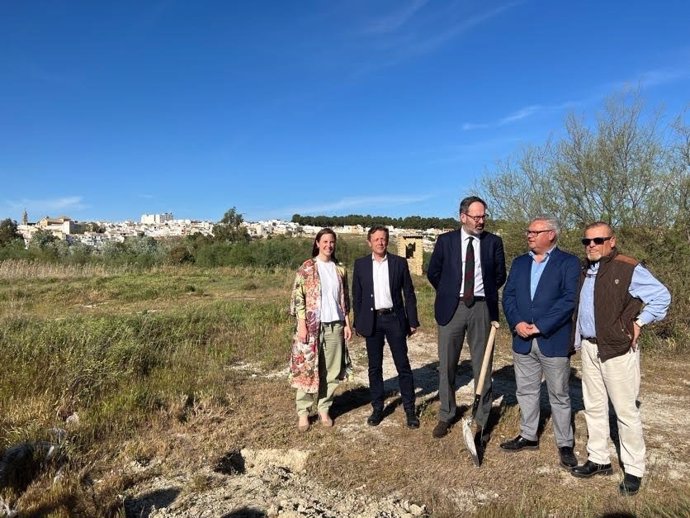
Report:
559,446,577,468
432,420,451,438
367,409,384,427
571,460,613,478
405,411,420,429
500,435,539,451
619,473,642,495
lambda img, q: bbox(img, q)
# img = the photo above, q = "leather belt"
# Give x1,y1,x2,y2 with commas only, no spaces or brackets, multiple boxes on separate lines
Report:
473,296,486,302
583,337,598,344
376,308,394,315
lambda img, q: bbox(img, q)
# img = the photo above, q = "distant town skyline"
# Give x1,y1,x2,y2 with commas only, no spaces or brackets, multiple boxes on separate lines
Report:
14,209,449,225
2,2,689,223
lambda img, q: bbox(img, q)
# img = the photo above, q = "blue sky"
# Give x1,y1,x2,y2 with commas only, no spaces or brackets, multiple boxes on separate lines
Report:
2,1,689,223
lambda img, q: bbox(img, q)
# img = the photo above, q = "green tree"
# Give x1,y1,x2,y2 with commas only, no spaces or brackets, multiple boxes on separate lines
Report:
0,218,22,246
124,236,163,267
27,229,64,262
478,92,690,350
168,244,195,264
30,229,58,248
669,113,690,238
84,222,105,233
479,91,680,228
213,207,250,243
66,241,93,265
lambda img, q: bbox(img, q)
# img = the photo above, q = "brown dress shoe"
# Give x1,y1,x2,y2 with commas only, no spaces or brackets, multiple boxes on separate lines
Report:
297,415,310,432
432,420,451,438
319,412,333,427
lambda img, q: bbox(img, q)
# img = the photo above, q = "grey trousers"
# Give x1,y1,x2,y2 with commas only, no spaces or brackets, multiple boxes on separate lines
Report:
437,301,491,427
513,339,573,446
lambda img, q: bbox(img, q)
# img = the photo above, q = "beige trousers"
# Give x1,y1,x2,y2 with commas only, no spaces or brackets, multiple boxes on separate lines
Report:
581,338,644,477
296,321,344,415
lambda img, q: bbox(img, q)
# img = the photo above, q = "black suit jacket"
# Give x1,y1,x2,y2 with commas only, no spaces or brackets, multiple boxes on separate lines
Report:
352,252,420,337
427,229,506,325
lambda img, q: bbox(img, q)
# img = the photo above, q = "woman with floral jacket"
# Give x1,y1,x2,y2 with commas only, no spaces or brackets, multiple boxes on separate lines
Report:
290,228,352,431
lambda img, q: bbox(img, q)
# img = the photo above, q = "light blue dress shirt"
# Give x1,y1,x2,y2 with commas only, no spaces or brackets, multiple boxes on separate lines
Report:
577,261,671,342
529,246,555,300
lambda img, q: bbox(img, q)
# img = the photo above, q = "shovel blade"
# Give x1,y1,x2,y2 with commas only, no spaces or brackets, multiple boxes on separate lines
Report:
461,417,480,467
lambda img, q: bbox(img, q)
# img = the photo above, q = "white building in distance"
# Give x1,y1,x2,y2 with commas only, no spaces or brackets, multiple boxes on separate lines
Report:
141,212,174,224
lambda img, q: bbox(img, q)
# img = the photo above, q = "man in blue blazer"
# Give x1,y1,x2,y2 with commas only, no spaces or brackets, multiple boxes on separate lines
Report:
500,216,580,469
427,196,506,439
353,225,420,429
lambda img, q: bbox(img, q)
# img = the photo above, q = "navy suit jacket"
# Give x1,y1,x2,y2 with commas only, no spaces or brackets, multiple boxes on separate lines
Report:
427,230,506,325
352,253,419,337
502,247,580,357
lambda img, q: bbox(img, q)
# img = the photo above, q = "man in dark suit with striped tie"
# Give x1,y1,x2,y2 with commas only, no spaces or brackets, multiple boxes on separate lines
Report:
427,196,506,439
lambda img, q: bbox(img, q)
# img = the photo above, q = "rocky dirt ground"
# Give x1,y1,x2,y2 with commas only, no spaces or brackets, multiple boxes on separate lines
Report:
123,333,690,518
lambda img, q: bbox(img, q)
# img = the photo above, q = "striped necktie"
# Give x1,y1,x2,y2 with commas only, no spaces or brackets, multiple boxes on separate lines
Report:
463,237,475,307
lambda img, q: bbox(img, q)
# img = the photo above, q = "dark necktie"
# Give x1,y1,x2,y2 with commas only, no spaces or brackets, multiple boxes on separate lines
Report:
463,237,475,307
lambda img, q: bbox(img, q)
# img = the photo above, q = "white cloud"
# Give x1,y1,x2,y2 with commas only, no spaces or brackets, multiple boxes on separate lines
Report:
362,0,430,35
463,99,581,131
462,62,690,132
461,122,490,131
498,105,542,125
2,196,88,218
269,193,435,218
351,2,521,75
604,64,690,92
426,136,525,164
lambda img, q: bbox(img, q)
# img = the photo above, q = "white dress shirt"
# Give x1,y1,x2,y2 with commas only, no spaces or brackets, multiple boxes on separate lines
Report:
372,253,394,310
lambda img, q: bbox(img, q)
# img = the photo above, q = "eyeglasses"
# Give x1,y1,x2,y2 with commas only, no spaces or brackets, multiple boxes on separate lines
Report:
524,229,552,237
581,236,612,246
463,214,487,222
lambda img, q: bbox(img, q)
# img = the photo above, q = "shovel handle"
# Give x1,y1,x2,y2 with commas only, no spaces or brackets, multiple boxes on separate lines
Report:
475,321,499,397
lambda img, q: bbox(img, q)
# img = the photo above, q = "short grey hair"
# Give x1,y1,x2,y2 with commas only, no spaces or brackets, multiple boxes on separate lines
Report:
532,215,560,237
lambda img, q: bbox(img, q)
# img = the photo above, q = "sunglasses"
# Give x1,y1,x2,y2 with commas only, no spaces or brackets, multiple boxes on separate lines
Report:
581,236,612,246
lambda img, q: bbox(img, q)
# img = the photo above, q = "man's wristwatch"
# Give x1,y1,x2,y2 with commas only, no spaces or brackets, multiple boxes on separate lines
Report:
634,318,645,328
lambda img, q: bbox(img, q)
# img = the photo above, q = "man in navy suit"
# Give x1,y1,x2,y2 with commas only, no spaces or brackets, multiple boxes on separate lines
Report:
500,216,580,469
353,225,420,429
427,196,506,439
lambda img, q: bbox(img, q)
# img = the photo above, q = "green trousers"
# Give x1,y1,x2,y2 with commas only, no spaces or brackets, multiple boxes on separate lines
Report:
296,321,344,415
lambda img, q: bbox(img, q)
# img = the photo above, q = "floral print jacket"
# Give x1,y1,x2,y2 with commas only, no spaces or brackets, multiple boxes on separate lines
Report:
289,258,351,393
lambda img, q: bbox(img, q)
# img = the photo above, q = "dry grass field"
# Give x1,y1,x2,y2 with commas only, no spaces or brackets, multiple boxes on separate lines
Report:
1,262,688,517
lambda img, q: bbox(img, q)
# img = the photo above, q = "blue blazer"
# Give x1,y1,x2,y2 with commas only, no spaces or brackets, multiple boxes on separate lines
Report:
352,253,420,337
502,247,580,357
427,230,506,325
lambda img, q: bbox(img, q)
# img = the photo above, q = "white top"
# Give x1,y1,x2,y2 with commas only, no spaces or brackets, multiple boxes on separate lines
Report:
460,228,485,297
316,258,344,322
372,254,394,310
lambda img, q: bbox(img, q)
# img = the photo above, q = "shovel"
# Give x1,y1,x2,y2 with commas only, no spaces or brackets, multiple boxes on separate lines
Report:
462,320,499,466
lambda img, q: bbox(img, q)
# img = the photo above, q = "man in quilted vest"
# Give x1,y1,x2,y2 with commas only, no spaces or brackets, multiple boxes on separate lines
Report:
570,222,670,496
